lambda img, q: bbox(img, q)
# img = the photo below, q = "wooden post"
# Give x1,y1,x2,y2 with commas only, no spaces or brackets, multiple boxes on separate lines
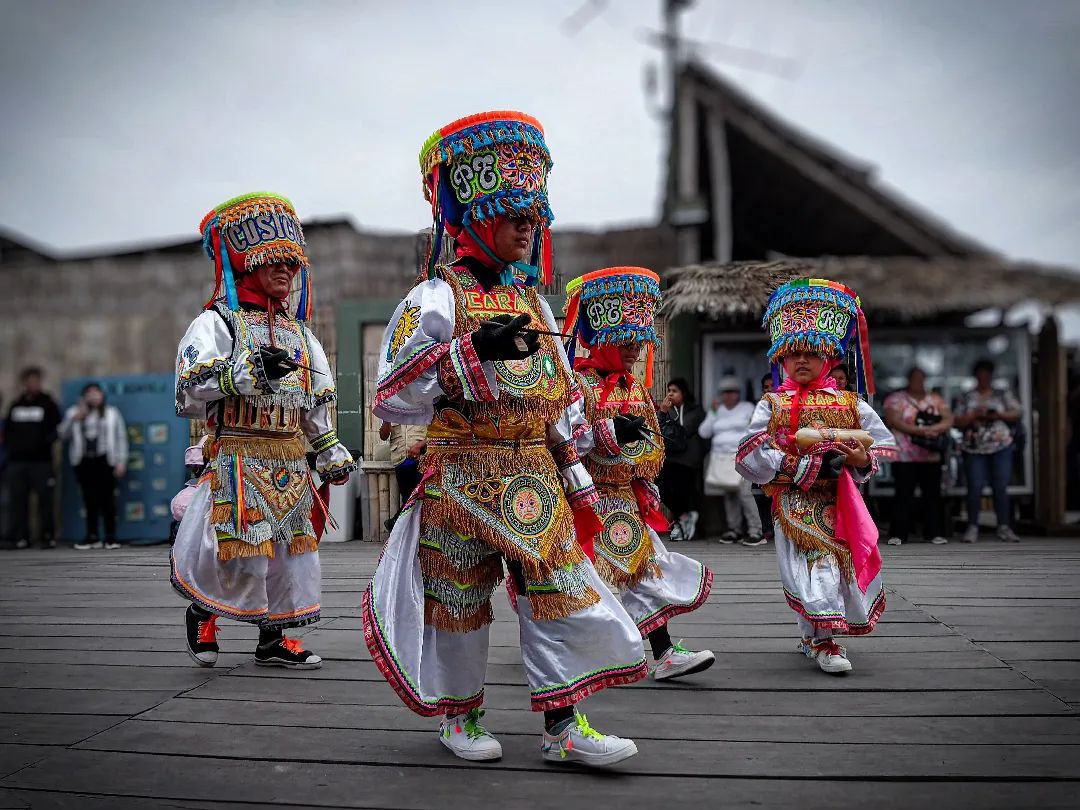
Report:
1036,315,1067,532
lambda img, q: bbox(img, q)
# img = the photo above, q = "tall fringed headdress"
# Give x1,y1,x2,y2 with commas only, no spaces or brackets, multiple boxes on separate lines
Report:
762,278,875,396
419,110,554,286
199,192,312,321
564,267,662,388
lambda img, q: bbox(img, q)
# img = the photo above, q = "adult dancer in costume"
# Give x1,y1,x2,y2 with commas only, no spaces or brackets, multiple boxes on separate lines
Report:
562,267,714,680
173,192,355,670
735,279,896,674
364,112,645,768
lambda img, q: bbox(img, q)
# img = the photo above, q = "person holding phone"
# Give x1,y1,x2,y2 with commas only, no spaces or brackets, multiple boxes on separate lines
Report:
953,359,1022,543
59,383,128,549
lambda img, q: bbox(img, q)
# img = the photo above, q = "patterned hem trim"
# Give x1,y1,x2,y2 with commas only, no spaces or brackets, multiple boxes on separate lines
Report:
783,587,887,636
177,358,230,392
448,335,495,402
593,419,621,457
362,585,484,717
261,608,321,630
635,565,714,636
171,554,267,624
550,438,580,471
529,658,649,712
313,389,337,407
736,430,771,463
375,342,450,408
566,482,599,509
794,455,821,491
865,444,899,478
311,430,339,454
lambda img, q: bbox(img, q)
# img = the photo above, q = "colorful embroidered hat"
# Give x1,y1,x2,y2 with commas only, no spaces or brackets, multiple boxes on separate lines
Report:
564,267,662,386
419,111,554,285
762,278,874,395
198,192,312,320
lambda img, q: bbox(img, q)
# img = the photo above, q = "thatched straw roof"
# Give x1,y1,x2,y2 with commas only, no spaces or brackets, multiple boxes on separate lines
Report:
662,257,1080,320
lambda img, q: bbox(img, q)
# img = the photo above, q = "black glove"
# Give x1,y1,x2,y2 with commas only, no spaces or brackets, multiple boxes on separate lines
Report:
818,450,846,480
470,313,540,362
613,414,647,445
259,346,296,381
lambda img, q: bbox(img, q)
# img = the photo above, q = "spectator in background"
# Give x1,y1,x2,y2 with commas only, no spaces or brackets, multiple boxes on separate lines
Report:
656,378,706,540
753,374,775,541
953,359,1022,543
700,376,764,545
380,420,427,531
832,365,850,392
59,383,128,549
5,367,61,549
883,367,953,546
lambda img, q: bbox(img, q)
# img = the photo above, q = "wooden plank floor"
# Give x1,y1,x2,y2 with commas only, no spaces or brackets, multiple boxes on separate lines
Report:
1,539,1078,809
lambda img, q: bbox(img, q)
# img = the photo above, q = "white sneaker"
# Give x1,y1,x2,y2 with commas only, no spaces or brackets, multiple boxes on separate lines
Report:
886,537,902,546
542,712,637,768
962,525,979,543
669,523,684,542
104,541,122,550
439,709,502,761
997,526,1020,543
930,536,949,545
682,511,699,541
798,638,852,674
74,540,104,550
653,641,715,681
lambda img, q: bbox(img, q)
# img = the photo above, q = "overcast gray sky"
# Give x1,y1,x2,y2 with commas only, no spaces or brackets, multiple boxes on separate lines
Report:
1,0,1078,272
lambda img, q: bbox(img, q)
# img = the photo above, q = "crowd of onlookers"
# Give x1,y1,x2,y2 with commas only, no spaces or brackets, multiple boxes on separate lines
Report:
656,359,1026,546
0,357,1046,549
1,367,128,550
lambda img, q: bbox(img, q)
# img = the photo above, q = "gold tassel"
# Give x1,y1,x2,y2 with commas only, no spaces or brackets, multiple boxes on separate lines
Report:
593,555,663,590
776,513,854,581
424,599,494,633
215,433,307,463
418,546,504,588
211,502,265,525
217,539,275,562
528,587,601,621
288,534,320,556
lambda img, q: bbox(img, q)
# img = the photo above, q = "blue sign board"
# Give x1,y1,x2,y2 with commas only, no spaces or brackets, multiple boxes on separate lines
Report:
60,373,185,543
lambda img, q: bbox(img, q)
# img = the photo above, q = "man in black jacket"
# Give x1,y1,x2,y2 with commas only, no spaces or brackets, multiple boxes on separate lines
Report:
656,378,706,540
5,367,61,549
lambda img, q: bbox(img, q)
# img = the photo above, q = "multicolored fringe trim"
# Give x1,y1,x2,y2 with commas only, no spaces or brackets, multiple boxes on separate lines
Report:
762,277,876,396
420,111,550,176
198,191,313,321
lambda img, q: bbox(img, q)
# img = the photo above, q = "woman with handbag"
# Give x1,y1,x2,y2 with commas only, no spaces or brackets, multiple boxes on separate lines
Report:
953,359,1022,543
699,377,763,545
883,367,953,546
656,379,706,540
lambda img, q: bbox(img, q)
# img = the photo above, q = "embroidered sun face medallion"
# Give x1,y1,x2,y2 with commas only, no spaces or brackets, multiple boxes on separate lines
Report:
601,509,644,560
501,474,555,538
